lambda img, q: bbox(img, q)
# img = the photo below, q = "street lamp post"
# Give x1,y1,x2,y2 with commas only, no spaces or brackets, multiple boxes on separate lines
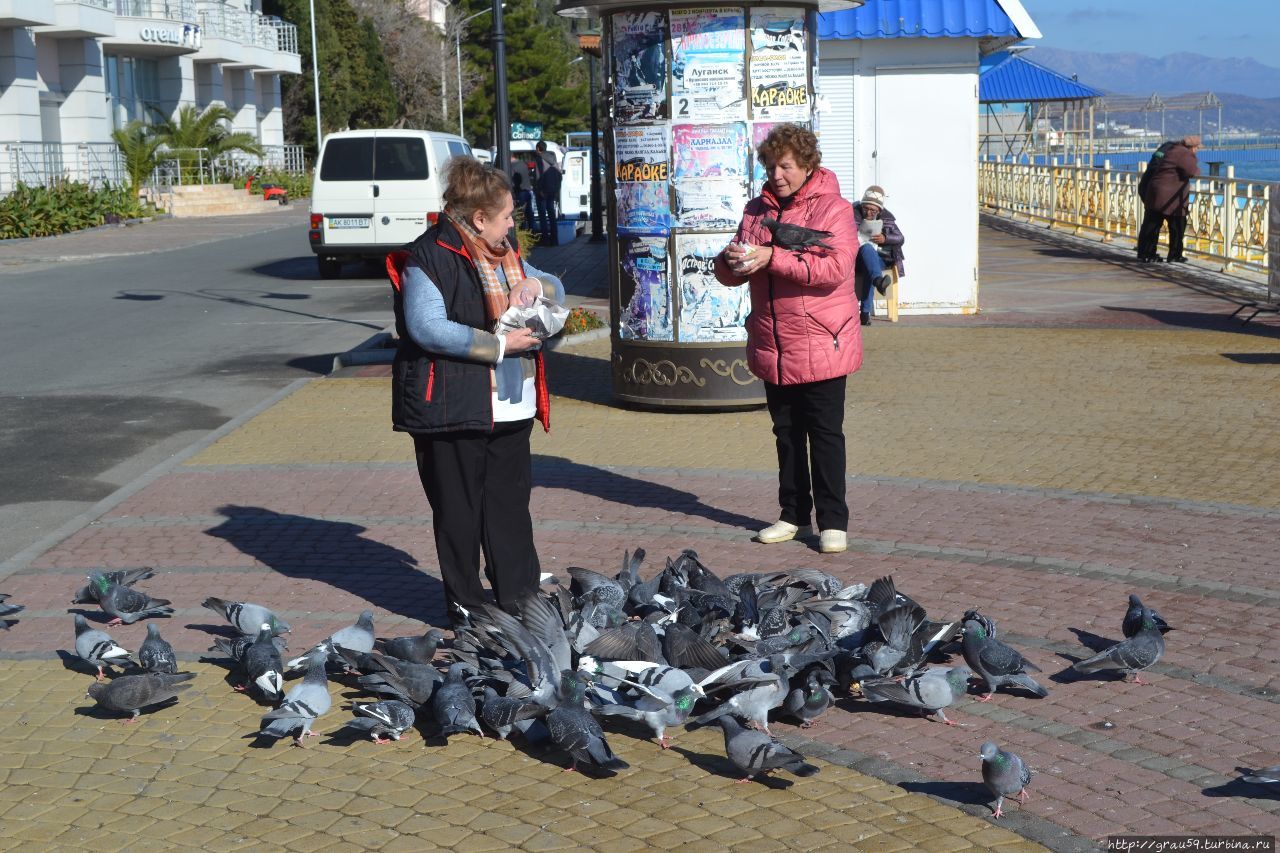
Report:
308,0,321,153
492,0,510,170
587,52,603,242
455,5,502,140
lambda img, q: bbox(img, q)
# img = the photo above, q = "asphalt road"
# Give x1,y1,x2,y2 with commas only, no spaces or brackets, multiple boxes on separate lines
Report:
0,212,393,566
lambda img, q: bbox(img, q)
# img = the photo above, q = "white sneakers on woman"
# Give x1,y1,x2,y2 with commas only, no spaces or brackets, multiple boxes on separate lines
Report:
756,521,847,553
818,530,848,554
755,521,811,544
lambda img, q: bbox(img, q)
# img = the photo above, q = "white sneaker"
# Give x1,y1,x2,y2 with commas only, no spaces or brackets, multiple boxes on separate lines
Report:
756,521,812,544
819,530,848,553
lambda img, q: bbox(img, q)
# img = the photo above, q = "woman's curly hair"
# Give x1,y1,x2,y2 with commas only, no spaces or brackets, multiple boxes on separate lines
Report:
443,155,512,222
757,123,822,171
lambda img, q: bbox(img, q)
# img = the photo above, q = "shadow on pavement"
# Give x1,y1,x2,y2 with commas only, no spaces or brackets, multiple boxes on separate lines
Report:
545,349,612,405
532,455,765,532
251,257,389,282
1100,305,1280,338
205,505,447,626
900,779,993,808
1222,353,1280,364
1202,776,1280,801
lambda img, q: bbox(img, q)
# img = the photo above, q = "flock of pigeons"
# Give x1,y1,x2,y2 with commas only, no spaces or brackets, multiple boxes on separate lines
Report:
0,545,1267,821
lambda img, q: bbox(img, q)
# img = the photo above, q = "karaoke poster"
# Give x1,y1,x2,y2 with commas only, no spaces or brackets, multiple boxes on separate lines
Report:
614,125,671,183
749,8,809,121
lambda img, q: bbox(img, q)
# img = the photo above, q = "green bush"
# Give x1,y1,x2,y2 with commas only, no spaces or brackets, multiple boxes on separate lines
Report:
0,181,155,240
247,169,312,199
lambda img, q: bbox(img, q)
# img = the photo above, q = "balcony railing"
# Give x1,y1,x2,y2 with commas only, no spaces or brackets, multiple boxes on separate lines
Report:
980,158,1273,276
58,0,111,8
261,17,297,53
115,0,196,21
198,2,247,40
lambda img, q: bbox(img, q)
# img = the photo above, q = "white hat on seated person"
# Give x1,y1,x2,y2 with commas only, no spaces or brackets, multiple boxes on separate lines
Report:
860,186,887,207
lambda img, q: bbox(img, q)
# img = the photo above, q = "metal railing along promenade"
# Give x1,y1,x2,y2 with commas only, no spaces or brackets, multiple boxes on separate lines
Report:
980,158,1273,276
0,141,305,197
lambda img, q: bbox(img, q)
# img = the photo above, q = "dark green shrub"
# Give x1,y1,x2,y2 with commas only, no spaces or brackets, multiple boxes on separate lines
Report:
0,181,153,240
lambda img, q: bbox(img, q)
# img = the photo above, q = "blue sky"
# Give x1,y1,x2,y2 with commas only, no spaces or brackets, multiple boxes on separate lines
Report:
1021,0,1277,66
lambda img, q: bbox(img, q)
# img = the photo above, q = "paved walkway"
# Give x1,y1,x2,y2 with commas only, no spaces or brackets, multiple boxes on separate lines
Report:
1,214,1279,851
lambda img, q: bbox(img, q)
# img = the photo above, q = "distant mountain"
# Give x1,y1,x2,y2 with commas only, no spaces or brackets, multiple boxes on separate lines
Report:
1027,48,1280,135
1029,48,1280,99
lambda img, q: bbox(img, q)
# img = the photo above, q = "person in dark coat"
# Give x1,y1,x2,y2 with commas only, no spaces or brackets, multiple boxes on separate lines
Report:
533,141,562,245
388,156,565,624
1136,135,1200,263
852,186,905,325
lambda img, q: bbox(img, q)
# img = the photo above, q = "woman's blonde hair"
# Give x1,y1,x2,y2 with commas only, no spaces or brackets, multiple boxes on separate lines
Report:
757,124,822,171
443,155,512,223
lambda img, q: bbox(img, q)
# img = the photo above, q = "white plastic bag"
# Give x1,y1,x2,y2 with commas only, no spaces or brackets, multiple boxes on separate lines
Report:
496,295,570,340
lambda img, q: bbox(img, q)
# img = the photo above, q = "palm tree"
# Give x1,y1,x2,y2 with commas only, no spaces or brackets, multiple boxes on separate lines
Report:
111,120,164,196
154,105,264,181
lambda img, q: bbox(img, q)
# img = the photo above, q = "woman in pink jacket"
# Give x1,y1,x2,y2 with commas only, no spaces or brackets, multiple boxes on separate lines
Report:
714,124,860,554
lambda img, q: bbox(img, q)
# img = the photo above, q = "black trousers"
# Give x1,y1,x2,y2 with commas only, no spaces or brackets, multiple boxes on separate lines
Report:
764,376,849,532
1137,209,1186,260
413,419,540,619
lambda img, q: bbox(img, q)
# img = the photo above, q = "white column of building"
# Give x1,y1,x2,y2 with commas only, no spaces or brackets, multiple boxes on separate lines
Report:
157,54,195,119
0,28,43,140
56,38,110,143
195,62,226,109
255,71,282,145
229,65,256,135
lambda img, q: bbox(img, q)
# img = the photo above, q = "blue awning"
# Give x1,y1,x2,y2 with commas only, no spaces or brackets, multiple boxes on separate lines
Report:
818,0,1022,41
979,51,1102,102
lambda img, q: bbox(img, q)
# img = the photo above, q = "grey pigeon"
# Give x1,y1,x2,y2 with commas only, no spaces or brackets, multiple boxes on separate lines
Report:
715,715,819,783
73,614,134,680
593,679,700,749
691,655,790,735
980,742,1032,818
479,686,548,740
0,593,23,628
782,667,836,728
762,217,834,251
85,671,195,722
432,663,484,737
241,623,285,700
343,700,416,744
1122,594,1172,637
860,665,972,726
209,633,288,663
259,654,331,746
1241,766,1280,785
961,617,1048,701
287,609,376,670
376,628,444,665
202,596,290,636
73,568,155,604
1073,607,1164,684
547,670,628,773
139,623,178,674
92,574,172,625
357,652,441,707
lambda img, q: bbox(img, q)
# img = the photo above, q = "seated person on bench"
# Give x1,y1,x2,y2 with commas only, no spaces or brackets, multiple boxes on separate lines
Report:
853,186,905,325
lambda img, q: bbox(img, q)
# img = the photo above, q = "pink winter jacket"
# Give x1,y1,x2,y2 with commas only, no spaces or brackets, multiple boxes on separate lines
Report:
713,167,861,386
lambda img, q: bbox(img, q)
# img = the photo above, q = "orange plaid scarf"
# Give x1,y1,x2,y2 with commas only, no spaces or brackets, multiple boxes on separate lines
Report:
452,215,524,326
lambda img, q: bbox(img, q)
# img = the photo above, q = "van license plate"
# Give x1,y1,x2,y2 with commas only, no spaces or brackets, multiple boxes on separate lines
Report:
328,217,371,229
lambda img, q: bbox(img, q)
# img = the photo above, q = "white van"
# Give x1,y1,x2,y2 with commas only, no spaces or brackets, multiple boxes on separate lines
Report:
308,129,472,279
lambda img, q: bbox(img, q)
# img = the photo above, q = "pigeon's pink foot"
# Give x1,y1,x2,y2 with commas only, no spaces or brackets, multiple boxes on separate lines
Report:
992,804,1003,819
373,737,390,745
120,716,139,725
232,685,248,692
1017,788,1030,803
1133,673,1151,685
106,618,123,627
735,777,752,784
657,736,672,749
800,721,815,729
976,693,994,703
96,669,105,682
563,762,578,773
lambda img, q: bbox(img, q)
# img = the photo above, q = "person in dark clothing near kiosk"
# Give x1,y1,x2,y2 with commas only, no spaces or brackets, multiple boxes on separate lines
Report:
852,186,905,325
509,153,536,228
533,141,562,245
388,156,565,624
1136,135,1201,263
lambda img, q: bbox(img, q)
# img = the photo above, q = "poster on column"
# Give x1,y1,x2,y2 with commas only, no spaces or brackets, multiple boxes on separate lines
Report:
670,7,747,123
614,125,671,183
674,180,748,231
619,237,673,341
749,8,809,121
750,120,808,195
672,122,749,181
1270,194,1280,304
616,183,672,236
612,11,668,124
675,233,749,342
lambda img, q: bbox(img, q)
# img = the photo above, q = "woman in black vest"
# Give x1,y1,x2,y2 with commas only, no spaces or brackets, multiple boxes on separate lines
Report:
390,156,565,623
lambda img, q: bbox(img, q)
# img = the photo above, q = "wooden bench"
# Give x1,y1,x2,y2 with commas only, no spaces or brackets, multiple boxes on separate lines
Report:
857,266,900,323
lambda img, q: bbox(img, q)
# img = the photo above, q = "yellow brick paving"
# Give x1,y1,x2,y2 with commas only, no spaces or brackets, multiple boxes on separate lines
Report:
0,663,1039,852
192,327,1280,508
